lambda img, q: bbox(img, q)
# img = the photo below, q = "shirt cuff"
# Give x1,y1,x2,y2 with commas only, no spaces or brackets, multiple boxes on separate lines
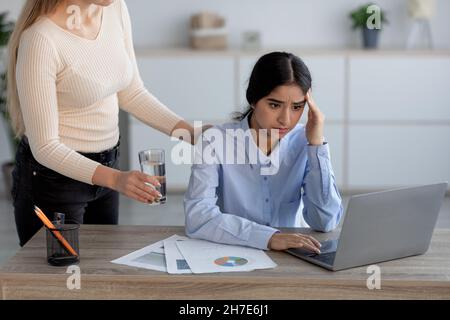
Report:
248,224,280,250
307,142,330,170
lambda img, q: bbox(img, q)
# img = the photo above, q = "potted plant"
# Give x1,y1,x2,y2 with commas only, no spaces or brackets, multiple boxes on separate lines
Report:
350,3,388,49
0,12,16,198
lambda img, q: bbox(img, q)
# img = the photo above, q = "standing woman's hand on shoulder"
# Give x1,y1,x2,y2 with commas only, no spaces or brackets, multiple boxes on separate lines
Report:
305,89,325,146
171,121,214,145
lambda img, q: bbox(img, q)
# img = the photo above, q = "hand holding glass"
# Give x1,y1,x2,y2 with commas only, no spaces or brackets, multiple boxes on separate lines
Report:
139,149,166,204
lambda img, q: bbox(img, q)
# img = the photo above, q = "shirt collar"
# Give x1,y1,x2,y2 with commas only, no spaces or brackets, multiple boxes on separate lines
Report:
239,113,288,172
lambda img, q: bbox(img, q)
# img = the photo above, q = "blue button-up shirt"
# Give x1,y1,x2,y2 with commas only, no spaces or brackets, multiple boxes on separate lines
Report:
184,116,343,250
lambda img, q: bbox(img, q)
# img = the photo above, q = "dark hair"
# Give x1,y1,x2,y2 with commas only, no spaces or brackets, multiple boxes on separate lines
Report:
233,52,312,121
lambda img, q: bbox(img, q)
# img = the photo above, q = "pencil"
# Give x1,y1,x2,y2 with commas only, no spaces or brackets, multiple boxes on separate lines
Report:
34,206,79,257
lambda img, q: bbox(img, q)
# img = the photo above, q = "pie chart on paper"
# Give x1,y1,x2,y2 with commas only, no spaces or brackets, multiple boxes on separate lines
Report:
214,256,248,267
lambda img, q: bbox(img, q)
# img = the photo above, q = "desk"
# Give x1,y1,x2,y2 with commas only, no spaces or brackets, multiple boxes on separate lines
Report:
1,225,450,299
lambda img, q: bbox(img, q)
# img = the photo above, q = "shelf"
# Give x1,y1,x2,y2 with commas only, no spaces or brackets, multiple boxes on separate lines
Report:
135,47,450,58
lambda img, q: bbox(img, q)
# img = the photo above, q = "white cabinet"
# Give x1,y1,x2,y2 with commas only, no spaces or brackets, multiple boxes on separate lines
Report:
349,57,450,121
348,125,450,188
302,56,346,121
237,56,254,110
324,124,345,187
348,55,450,191
137,56,236,121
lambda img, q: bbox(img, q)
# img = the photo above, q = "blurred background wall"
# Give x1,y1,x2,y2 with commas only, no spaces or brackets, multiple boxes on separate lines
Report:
1,0,450,49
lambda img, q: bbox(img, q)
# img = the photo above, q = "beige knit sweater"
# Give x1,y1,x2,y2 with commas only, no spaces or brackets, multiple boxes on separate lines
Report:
16,0,182,185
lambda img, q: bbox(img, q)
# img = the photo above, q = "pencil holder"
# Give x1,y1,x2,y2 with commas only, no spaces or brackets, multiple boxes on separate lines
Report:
46,220,80,266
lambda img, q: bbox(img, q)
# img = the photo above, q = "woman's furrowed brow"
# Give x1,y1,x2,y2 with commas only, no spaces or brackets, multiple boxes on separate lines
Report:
267,98,306,105
267,98,284,103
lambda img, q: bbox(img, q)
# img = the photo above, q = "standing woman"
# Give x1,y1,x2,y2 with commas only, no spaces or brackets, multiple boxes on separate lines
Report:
7,0,197,246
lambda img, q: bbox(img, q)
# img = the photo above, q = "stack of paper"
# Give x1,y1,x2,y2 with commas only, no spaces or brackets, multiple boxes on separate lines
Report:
111,235,277,274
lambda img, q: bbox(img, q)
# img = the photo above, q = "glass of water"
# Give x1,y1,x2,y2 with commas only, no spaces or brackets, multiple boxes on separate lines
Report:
138,149,166,204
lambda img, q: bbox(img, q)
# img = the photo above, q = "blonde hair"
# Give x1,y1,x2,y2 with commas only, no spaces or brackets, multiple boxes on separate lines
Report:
7,0,60,137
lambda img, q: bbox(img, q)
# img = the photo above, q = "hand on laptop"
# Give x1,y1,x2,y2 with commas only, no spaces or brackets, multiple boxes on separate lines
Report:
268,233,322,254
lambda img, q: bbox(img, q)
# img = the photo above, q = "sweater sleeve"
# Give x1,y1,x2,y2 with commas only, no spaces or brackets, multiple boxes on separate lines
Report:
117,0,183,136
16,30,100,185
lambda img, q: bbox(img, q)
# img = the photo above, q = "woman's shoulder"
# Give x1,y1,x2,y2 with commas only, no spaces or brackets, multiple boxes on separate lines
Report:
21,18,53,41
19,19,60,56
110,0,125,15
112,0,130,22
199,121,241,137
198,121,243,150
214,120,242,132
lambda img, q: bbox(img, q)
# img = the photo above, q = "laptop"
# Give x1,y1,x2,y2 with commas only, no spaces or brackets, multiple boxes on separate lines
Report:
286,182,448,271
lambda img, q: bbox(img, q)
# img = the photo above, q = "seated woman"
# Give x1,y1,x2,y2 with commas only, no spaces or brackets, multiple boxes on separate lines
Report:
184,52,343,253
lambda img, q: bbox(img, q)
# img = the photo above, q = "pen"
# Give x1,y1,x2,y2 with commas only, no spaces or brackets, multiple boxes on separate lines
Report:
34,206,78,257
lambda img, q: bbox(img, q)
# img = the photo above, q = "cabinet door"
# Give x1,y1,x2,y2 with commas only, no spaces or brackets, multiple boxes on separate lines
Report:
323,124,345,189
302,55,346,121
348,125,450,189
237,56,256,110
137,56,235,121
238,55,346,121
349,57,450,121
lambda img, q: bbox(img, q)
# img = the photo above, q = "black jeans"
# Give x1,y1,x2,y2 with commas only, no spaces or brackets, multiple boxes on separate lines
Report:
11,137,120,246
